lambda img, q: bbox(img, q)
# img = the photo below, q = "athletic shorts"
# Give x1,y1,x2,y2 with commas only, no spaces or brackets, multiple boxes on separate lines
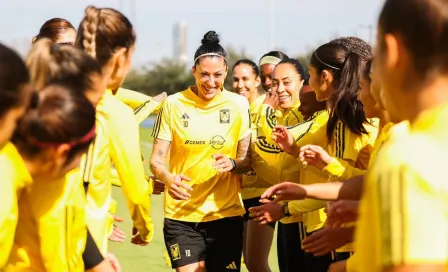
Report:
243,197,276,229
164,216,244,271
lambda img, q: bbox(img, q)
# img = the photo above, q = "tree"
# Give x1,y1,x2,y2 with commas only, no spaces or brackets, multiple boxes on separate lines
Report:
223,46,252,90
123,58,194,96
122,45,252,96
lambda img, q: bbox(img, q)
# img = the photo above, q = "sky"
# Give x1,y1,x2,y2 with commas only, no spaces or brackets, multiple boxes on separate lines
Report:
0,0,384,67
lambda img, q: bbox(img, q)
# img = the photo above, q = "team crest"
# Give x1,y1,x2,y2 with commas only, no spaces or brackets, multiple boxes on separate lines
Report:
170,244,181,261
219,109,230,123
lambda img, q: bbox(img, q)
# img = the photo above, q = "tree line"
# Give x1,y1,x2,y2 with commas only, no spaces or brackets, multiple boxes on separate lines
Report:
122,47,312,96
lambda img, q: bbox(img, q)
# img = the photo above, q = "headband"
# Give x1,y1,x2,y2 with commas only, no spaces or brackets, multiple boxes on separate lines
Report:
29,125,96,149
259,56,282,66
194,53,227,63
313,51,341,70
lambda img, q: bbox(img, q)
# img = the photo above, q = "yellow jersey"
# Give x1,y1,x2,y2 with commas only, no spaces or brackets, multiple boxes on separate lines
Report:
289,119,378,234
344,122,405,271
152,87,251,222
6,169,87,272
80,89,153,255
349,104,448,271
242,94,267,200
256,103,304,143
115,87,162,123
0,143,32,269
110,88,160,187
253,109,327,224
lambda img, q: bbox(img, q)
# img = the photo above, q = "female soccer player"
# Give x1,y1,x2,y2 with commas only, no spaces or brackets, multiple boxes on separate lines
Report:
75,5,154,254
253,40,377,271
150,31,251,272
232,59,273,271
32,18,76,44
0,44,33,268
259,51,289,92
343,0,448,271
3,83,121,272
251,58,312,272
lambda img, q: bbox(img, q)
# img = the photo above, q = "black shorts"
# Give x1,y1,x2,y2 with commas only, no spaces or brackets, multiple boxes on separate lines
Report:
164,216,244,271
242,197,276,229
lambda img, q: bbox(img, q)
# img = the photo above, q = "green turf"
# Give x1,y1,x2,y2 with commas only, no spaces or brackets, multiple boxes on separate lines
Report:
108,127,279,271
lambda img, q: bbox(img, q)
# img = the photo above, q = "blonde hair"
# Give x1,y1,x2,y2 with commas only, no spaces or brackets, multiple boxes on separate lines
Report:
26,38,102,91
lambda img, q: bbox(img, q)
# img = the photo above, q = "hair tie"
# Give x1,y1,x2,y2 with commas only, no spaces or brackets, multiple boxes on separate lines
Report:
259,56,282,66
313,51,341,70
194,53,227,63
29,125,96,149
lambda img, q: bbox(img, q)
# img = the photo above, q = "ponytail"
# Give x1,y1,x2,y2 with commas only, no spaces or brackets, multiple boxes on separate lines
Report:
310,42,368,142
326,52,367,141
76,6,135,67
13,84,96,163
26,38,102,93
81,6,100,58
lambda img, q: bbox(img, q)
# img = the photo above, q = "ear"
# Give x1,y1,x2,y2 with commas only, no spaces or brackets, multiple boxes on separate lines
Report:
50,144,72,173
115,47,128,69
321,70,332,82
384,33,400,70
255,76,261,88
191,65,196,76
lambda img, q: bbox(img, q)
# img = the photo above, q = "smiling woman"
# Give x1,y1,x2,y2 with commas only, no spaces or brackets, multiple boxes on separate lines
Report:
150,31,251,272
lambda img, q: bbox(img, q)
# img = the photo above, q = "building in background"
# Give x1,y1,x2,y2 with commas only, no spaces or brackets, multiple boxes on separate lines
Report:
173,21,187,63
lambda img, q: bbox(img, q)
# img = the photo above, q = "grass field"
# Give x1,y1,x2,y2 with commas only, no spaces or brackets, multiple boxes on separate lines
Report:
108,127,280,271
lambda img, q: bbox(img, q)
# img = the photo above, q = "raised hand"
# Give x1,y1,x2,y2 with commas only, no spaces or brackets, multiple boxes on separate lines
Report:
299,144,333,170
272,126,300,157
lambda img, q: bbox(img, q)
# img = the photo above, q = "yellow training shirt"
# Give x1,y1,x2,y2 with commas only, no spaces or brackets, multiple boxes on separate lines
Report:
344,121,406,271
153,88,251,222
81,89,153,255
0,143,32,269
115,87,162,124
349,104,448,271
6,169,86,272
242,94,267,200
253,108,326,224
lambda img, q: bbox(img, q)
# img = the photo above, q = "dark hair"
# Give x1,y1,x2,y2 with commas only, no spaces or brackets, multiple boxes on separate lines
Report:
0,44,30,118
277,58,309,85
76,6,136,67
33,18,75,44
194,31,227,65
362,58,373,82
13,84,96,163
379,0,448,79
310,42,368,142
329,37,373,61
260,51,289,62
27,38,102,93
233,59,259,77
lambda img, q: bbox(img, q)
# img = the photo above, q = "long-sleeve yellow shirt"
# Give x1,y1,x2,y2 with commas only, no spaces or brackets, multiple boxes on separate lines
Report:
5,169,87,272
0,143,32,269
80,89,153,255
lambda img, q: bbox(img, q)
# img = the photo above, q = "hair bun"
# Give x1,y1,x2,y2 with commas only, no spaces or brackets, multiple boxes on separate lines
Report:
201,31,220,45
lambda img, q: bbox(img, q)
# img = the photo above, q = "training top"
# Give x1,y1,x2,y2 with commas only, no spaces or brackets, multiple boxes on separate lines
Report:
80,89,153,255
6,169,87,272
253,104,322,224
153,88,251,222
0,143,32,269
349,105,448,271
242,94,268,200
